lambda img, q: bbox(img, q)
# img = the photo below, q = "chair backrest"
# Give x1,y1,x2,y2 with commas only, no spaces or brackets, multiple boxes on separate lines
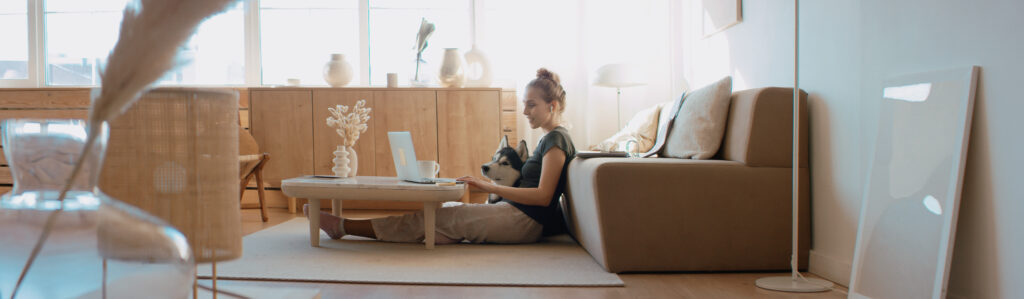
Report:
718,87,808,168
239,127,260,155
239,127,264,178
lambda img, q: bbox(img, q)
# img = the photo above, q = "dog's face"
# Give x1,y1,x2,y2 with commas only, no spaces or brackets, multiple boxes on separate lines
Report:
481,135,529,188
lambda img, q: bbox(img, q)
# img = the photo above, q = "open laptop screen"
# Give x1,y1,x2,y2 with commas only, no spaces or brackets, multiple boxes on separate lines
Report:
387,131,421,181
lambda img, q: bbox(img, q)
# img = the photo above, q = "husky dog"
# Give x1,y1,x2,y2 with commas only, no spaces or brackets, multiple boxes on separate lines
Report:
481,135,529,204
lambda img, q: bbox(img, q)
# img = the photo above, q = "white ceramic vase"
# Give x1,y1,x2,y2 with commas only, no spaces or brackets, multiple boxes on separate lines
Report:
463,44,493,87
323,54,353,87
332,145,352,177
347,146,358,176
438,48,466,88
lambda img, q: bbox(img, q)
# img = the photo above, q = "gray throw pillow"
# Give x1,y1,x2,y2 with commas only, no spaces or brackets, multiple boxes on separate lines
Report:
661,76,732,159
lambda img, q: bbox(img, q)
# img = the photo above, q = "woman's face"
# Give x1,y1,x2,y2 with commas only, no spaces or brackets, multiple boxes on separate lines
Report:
522,88,552,129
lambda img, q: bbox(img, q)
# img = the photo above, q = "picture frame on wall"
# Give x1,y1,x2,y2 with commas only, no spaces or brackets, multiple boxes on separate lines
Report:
702,0,742,38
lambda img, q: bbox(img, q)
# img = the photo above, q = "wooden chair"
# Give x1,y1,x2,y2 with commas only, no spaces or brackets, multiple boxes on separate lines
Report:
239,127,271,222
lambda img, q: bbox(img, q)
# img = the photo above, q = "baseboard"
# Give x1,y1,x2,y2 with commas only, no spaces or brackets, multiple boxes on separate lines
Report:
808,250,852,287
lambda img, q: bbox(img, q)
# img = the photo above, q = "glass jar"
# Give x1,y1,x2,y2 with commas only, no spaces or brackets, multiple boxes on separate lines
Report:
0,119,193,298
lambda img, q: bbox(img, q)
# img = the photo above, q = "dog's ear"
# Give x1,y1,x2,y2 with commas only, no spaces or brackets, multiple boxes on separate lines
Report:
516,140,529,161
498,135,510,150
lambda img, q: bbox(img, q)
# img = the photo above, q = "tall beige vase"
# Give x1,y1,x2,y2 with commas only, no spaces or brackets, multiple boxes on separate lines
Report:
99,88,242,264
438,48,466,88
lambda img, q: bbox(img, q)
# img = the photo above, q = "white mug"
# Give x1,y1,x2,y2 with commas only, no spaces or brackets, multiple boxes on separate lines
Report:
417,160,440,178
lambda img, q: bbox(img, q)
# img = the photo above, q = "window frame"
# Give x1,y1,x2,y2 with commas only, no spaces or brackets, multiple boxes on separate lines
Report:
1,0,484,87
0,0,41,87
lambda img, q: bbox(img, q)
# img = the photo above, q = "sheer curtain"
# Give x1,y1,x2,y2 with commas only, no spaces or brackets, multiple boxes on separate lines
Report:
478,0,678,149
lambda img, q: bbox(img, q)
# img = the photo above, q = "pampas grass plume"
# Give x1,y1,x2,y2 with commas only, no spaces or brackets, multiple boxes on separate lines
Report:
11,0,239,297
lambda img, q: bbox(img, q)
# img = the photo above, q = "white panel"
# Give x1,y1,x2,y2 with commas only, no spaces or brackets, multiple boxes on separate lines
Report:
849,66,978,299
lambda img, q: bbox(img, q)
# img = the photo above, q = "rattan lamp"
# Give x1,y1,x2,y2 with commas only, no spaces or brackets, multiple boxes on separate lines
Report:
100,88,242,297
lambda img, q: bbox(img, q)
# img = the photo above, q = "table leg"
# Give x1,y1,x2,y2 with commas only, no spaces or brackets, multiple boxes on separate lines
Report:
309,199,320,247
331,199,342,217
423,202,439,249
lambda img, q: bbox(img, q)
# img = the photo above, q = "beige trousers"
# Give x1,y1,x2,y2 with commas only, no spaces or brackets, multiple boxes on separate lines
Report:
370,201,543,244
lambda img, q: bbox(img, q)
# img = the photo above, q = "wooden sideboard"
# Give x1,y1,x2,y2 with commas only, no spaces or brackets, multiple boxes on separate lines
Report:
0,87,518,210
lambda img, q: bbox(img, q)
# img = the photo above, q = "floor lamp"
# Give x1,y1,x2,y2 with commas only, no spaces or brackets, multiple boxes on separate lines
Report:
754,0,834,292
593,64,646,129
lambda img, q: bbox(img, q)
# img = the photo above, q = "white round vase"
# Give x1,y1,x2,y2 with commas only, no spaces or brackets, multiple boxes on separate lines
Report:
438,48,466,88
323,54,353,87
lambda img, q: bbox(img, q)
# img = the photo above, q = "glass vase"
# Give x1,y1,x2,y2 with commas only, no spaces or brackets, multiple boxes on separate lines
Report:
0,119,193,298
410,53,434,87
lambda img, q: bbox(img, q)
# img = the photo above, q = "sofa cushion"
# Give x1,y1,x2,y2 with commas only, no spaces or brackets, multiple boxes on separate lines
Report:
590,103,664,153
641,95,685,157
661,76,732,159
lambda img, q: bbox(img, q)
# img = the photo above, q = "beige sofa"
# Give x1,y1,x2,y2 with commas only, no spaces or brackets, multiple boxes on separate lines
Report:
563,87,810,273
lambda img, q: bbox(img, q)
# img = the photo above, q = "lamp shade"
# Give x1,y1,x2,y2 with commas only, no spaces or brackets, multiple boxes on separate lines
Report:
100,88,242,263
592,64,647,88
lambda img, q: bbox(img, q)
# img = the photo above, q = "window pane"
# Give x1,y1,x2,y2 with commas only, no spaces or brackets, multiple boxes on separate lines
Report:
0,1,28,79
368,0,471,86
45,0,244,86
260,0,355,9
160,2,245,85
260,3,360,85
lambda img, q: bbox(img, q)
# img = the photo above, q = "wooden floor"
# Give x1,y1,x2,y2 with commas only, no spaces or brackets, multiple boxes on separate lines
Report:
227,208,847,299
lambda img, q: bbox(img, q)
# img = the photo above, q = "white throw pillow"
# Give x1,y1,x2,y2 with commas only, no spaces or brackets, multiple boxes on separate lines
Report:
590,103,664,153
662,76,732,159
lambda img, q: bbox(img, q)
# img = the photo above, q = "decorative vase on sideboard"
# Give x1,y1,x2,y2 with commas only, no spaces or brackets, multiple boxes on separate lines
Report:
332,145,358,177
463,44,493,87
411,54,433,87
323,54,353,87
439,48,466,88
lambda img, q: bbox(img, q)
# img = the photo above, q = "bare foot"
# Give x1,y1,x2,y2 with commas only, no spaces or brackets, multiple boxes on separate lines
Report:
303,204,345,239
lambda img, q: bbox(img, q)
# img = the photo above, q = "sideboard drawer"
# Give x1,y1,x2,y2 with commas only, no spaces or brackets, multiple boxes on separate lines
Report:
501,111,518,143
500,91,517,111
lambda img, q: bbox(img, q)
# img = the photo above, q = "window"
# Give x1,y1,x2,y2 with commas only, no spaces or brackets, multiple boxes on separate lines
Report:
259,0,360,85
44,0,128,85
0,0,29,80
13,0,481,87
44,0,244,86
165,1,245,85
368,0,471,86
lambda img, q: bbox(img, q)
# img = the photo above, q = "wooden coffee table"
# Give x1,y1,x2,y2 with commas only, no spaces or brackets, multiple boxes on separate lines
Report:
280,176,467,249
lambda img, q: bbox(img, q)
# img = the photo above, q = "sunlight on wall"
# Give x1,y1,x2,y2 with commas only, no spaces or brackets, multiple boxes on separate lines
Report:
480,0,673,148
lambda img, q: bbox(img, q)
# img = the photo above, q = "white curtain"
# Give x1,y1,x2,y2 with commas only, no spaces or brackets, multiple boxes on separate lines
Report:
477,0,681,150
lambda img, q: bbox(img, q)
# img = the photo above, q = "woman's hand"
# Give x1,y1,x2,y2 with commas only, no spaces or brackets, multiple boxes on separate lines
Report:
456,176,494,193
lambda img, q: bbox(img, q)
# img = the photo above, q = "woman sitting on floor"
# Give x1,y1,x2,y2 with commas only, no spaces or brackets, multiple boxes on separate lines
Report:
305,68,576,244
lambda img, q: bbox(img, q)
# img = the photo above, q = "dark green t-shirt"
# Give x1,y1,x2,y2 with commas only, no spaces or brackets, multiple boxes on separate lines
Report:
501,126,575,236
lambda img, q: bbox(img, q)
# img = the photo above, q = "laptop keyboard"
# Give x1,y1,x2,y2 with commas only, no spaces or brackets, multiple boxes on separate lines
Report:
403,178,458,184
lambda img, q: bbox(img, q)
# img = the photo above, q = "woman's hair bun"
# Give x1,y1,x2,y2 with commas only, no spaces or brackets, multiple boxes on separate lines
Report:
536,68,561,85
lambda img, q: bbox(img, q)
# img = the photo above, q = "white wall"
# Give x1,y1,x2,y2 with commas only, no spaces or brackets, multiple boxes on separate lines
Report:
682,1,1024,297
860,1,1024,297
799,0,863,286
494,0,675,149
679,0,864,286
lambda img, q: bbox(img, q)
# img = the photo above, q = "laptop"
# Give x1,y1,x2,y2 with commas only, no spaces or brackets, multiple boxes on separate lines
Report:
387,131,458,184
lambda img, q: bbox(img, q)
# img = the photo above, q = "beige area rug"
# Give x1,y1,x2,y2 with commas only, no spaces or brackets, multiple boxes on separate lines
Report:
197,219,623,286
